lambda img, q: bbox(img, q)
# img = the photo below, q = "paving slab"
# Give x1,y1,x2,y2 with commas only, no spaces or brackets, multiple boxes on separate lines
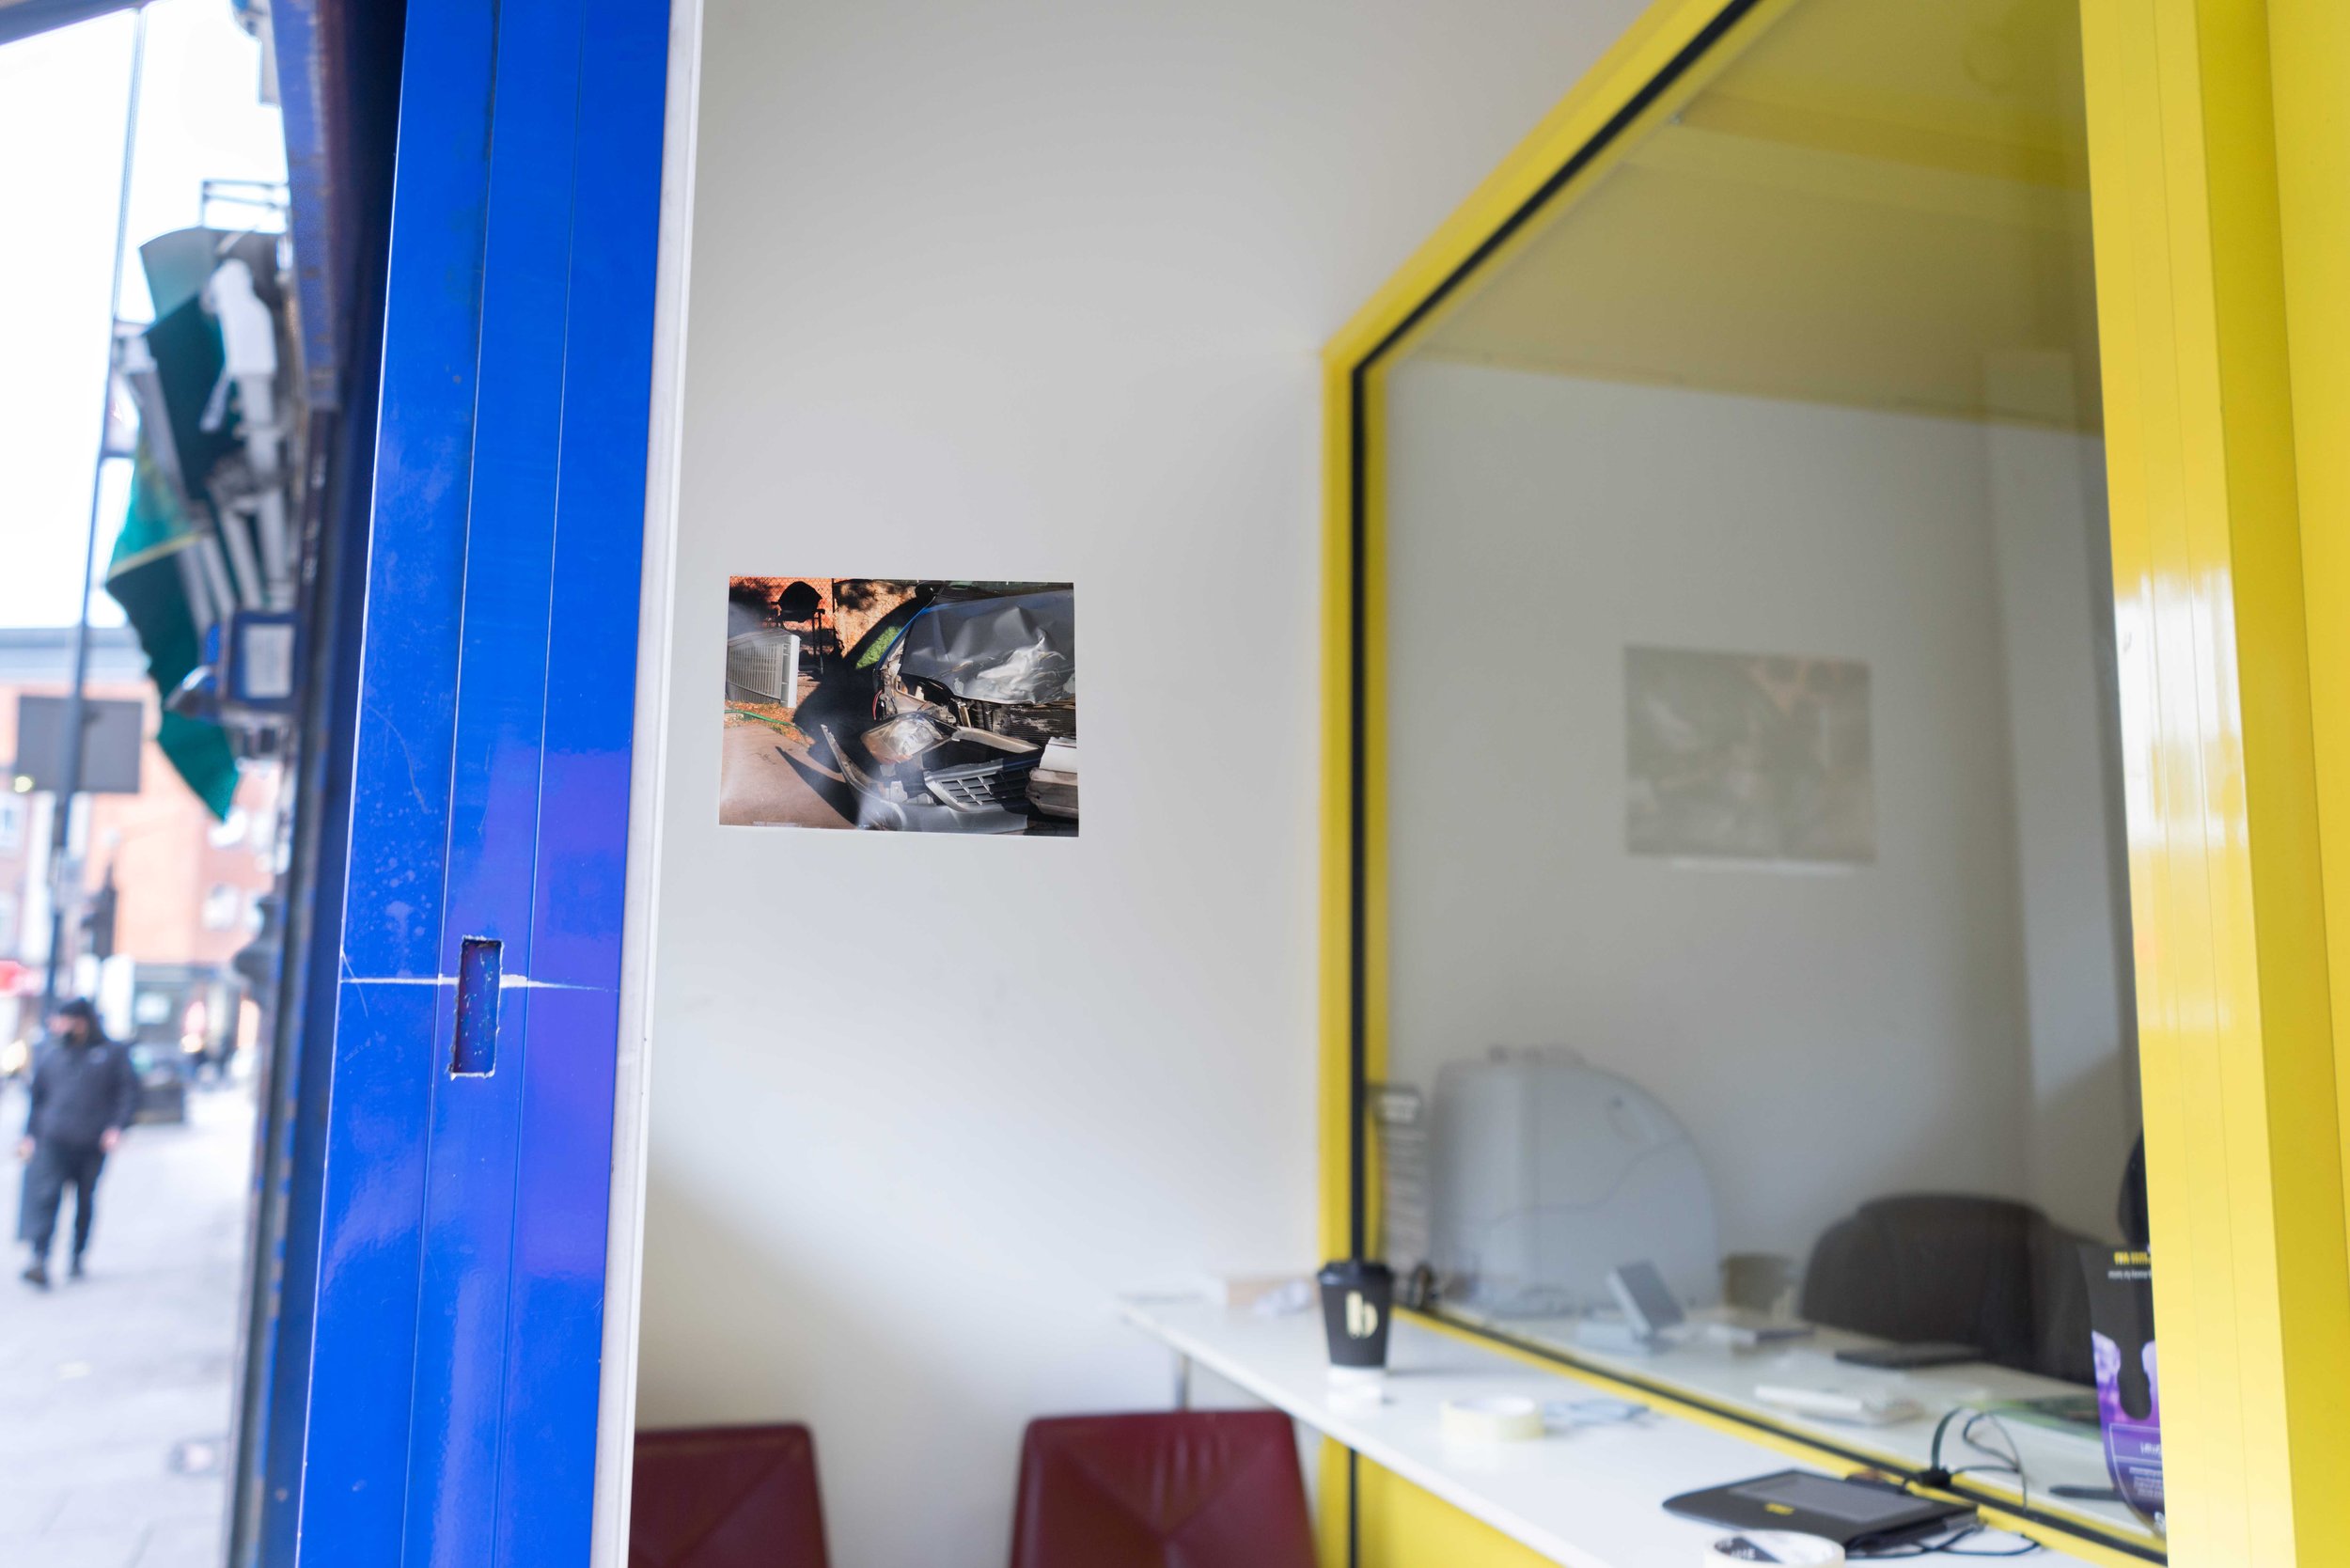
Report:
0,1079,252,1568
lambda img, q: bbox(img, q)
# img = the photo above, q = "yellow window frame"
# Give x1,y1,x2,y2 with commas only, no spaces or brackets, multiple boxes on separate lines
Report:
1316,1,2350,1564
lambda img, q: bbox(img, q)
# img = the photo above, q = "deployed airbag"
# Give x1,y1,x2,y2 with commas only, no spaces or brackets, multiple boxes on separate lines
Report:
897,590,1075,704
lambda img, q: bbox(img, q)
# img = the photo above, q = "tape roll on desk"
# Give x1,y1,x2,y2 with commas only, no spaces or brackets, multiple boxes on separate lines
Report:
1702,1530,1845,1566
1438,1395,1544,1443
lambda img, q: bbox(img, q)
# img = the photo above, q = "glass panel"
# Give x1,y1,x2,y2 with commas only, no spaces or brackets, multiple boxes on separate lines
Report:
1377,0,2157,1549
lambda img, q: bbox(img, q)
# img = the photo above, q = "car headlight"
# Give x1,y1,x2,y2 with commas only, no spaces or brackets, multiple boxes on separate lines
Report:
861,712,952,764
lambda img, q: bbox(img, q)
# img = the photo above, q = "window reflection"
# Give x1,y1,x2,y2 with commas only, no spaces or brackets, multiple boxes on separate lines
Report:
1373,0,2155,1547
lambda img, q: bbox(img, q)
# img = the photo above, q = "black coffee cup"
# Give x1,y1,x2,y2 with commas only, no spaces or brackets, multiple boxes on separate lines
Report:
1318,1259,1395,1372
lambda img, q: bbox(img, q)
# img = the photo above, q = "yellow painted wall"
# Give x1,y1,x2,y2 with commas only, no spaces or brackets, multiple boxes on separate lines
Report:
2077,0,2350,1559
1316,1441,1557,1568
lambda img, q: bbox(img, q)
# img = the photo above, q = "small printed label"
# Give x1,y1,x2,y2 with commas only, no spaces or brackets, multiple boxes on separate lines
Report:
241,621,296,700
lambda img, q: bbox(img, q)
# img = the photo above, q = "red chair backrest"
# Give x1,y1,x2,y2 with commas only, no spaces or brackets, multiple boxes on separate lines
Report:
632,1424,830,1568
1009,1410,1315,1568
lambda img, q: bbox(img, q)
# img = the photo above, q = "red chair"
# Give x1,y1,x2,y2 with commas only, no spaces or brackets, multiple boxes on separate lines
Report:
631,1424,830,1568
1009,1410,1315,1568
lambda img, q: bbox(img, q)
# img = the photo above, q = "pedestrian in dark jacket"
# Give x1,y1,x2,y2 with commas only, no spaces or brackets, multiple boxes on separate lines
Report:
15,999,140,1288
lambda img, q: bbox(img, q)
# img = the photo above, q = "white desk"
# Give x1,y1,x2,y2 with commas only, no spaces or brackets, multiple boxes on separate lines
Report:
1448,1305,2154,1549
1121,1296,2108,1568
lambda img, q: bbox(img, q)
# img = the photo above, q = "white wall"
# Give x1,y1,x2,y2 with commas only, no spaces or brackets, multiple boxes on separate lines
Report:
634,5,1653,1565
1981,392,2138,1240
1383,357,2132,1270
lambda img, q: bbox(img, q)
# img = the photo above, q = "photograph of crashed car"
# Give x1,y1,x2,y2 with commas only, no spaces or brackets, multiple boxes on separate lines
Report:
720,577,1077,834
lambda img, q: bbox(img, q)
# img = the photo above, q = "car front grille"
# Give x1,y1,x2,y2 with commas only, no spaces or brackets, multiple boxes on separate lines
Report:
924,758,1032,811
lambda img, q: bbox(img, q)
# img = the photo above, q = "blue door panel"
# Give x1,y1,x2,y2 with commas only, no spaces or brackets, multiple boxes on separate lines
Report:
400,2,590,1556
484,1,671,1551
295,0,496,1538
334,0,494,983
530,0,669,992
290,0,672,1555
296,980,442,1564
494,983,626,1563
405,984,533,1564
400,0,581,1538
431,0,587,981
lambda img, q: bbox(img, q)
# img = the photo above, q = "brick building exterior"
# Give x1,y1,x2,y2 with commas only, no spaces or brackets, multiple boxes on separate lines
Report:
0,627,278,1053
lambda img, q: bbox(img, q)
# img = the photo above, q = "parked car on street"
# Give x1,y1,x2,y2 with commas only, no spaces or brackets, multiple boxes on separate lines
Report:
128,1042,189,1125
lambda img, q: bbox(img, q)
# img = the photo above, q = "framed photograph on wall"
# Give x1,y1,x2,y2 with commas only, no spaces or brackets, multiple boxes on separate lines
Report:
1623,645,1872,867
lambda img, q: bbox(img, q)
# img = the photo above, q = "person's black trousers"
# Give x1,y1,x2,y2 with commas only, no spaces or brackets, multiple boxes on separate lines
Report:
17,1139,106,1262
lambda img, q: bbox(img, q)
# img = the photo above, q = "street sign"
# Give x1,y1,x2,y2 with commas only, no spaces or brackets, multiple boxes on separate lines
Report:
10,695,145,794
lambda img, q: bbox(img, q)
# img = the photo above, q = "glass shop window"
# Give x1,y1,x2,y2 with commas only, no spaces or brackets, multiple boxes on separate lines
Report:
1372,0,2160,1552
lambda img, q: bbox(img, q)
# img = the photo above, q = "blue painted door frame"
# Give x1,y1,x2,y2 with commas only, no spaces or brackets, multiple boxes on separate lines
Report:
285,0,668,1560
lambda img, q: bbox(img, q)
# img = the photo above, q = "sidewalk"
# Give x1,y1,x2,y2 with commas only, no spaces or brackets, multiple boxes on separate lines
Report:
0,1077,256,1568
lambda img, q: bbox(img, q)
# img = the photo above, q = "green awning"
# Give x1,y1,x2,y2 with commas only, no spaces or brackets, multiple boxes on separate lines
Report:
105,439,238,820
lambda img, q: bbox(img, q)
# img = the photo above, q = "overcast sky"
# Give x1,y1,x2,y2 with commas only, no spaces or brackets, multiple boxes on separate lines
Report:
0,1,286,630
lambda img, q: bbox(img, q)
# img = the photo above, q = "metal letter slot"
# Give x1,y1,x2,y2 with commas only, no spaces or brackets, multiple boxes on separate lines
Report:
451,937,500,1076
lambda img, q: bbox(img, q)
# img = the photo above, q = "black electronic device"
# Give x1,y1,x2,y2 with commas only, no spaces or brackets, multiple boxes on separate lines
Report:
1832,1341,1982,1371
1665,1470,1973,1552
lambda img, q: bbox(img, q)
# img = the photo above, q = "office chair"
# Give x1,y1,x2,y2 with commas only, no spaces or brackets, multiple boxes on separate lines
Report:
1799,1194,2094,1385
1009,1410,1316,1568
632,1423,830,1568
